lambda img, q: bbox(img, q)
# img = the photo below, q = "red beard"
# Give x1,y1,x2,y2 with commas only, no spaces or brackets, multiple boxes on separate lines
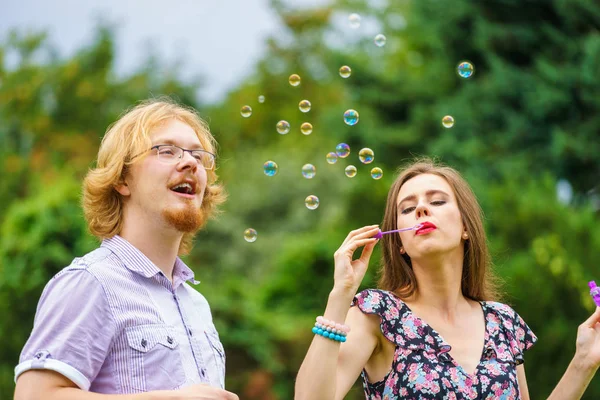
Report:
162,202,203,233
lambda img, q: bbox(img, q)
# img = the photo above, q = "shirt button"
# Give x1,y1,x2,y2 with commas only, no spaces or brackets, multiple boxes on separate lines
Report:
167,336,174,344
141,339,147,348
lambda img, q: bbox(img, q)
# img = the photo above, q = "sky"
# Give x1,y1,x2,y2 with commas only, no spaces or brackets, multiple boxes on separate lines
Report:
2,0,328,104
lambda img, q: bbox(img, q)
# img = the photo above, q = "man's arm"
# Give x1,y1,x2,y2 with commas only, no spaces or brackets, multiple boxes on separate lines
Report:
14,370,154,400
14,370,238,400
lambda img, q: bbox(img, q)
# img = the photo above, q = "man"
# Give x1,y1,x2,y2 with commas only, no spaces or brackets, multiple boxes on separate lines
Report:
14,98,238,399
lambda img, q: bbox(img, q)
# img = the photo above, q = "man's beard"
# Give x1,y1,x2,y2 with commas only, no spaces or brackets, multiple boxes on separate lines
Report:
162,201,203,233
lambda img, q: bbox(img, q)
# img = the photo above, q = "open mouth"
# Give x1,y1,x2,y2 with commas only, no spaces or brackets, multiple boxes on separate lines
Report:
170,181,197,196
415,222,437,235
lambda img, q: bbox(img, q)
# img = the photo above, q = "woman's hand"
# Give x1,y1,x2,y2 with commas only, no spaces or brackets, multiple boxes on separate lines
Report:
332,225,380,297
573,307,600,373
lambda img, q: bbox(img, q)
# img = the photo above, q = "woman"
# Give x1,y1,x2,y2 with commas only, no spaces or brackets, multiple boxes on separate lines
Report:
295,158,599,399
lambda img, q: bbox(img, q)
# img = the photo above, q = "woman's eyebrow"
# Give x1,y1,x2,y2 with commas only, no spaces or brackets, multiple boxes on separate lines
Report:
397,190,450,207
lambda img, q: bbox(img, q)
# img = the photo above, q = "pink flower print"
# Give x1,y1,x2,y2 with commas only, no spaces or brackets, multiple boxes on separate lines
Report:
384,306,399,321
425,334,435,345
484,362,503,376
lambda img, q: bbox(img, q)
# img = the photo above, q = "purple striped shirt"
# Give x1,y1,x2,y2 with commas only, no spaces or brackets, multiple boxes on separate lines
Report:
15,235,226,393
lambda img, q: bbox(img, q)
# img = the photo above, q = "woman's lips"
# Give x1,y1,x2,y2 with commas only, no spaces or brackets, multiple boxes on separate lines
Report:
415,222,437,235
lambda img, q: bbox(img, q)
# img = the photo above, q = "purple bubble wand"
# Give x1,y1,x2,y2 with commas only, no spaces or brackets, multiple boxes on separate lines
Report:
373,223,424,239
589,281,600,307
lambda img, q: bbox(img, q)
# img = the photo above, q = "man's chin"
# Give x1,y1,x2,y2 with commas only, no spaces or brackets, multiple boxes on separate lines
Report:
162,206,203,233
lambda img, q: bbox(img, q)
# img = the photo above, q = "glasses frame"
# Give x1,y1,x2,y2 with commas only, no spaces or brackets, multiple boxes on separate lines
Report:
131,144,216,170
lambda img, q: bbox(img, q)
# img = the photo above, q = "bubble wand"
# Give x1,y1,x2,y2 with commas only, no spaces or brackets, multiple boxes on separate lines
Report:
589,281,600,307
373,223,424,239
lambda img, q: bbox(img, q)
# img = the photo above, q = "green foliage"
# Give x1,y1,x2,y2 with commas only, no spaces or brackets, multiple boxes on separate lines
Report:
0,177,96,398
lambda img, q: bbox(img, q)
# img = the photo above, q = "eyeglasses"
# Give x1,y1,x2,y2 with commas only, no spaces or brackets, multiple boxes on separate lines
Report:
133,144,216,170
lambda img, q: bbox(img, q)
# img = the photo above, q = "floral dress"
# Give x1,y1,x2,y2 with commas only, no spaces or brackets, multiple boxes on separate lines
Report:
352,289,537,399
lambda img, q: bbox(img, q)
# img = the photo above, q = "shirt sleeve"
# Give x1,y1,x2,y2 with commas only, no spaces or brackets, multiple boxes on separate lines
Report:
512,309,537,365
14,268,116,390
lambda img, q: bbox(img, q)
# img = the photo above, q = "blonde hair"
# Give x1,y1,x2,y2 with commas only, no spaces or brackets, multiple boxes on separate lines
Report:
82,97,226,255
378,157,502,302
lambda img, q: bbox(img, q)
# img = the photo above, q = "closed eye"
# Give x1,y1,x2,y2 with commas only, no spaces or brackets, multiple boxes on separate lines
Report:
400,200,446,214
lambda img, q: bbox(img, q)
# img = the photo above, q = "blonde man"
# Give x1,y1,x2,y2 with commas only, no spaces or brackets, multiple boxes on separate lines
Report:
14,99,238,400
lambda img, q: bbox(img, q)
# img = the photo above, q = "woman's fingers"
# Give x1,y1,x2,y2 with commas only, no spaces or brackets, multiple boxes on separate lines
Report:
583,307,600,328
358,239,378,265
340,225,379,247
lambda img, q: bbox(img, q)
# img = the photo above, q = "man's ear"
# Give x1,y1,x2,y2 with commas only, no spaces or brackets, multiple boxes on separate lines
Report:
115,180,131,196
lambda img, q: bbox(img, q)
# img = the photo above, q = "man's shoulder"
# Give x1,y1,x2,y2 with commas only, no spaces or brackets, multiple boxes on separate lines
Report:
54,247,122,282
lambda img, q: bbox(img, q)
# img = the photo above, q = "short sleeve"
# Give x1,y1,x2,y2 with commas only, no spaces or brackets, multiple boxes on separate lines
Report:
512,309,537,364
486,302,537,365
14,268,116,390
352,289,405,346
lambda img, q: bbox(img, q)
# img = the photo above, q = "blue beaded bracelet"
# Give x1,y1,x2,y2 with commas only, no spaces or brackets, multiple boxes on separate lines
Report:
312,326,347,342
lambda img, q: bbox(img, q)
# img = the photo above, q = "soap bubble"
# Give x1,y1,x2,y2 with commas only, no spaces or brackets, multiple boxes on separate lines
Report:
336,143,350,158
339,66,351,78
359,148,375,164
258,95,265,103
326,152,338,164
263,161,278,176
244,228,257,243
457,61,474,78
301,122,313,135
289,74,301,86
345,165,357,178
305,195,319,210
241,105,252,118
343,109,359,126
299,100,311,113
349,13,361,29
371,167,383,180
302,164,316,179
442,115,454,128
276,120,290,134
374,34,387,47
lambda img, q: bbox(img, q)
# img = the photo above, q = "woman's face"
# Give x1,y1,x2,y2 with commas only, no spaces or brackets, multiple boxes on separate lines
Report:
396,173,466,260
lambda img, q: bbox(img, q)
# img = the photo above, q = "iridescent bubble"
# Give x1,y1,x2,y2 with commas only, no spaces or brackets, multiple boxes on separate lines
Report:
457,61,474,78
336,143,350,158
442,115,455,128
244,228,257,243
371,167,383,180
349,13,361,29
302,164,316,179
305,195,320,210
241,105,252,118
339,65,351,78
345,165,357,178
326,152,338,164
276,120,290,134
263,161,278,177
299,100,312,113
301,122,313,135
258,95,265,103
289,74,301,86
343,109,359,126
374,34,387,47
359,148,375,164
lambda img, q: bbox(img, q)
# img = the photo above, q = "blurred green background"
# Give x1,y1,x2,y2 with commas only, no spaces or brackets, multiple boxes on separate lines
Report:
1,0,599,398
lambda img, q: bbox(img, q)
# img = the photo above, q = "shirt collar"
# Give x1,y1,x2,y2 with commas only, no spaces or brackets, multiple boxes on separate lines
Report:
101,235,200,286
